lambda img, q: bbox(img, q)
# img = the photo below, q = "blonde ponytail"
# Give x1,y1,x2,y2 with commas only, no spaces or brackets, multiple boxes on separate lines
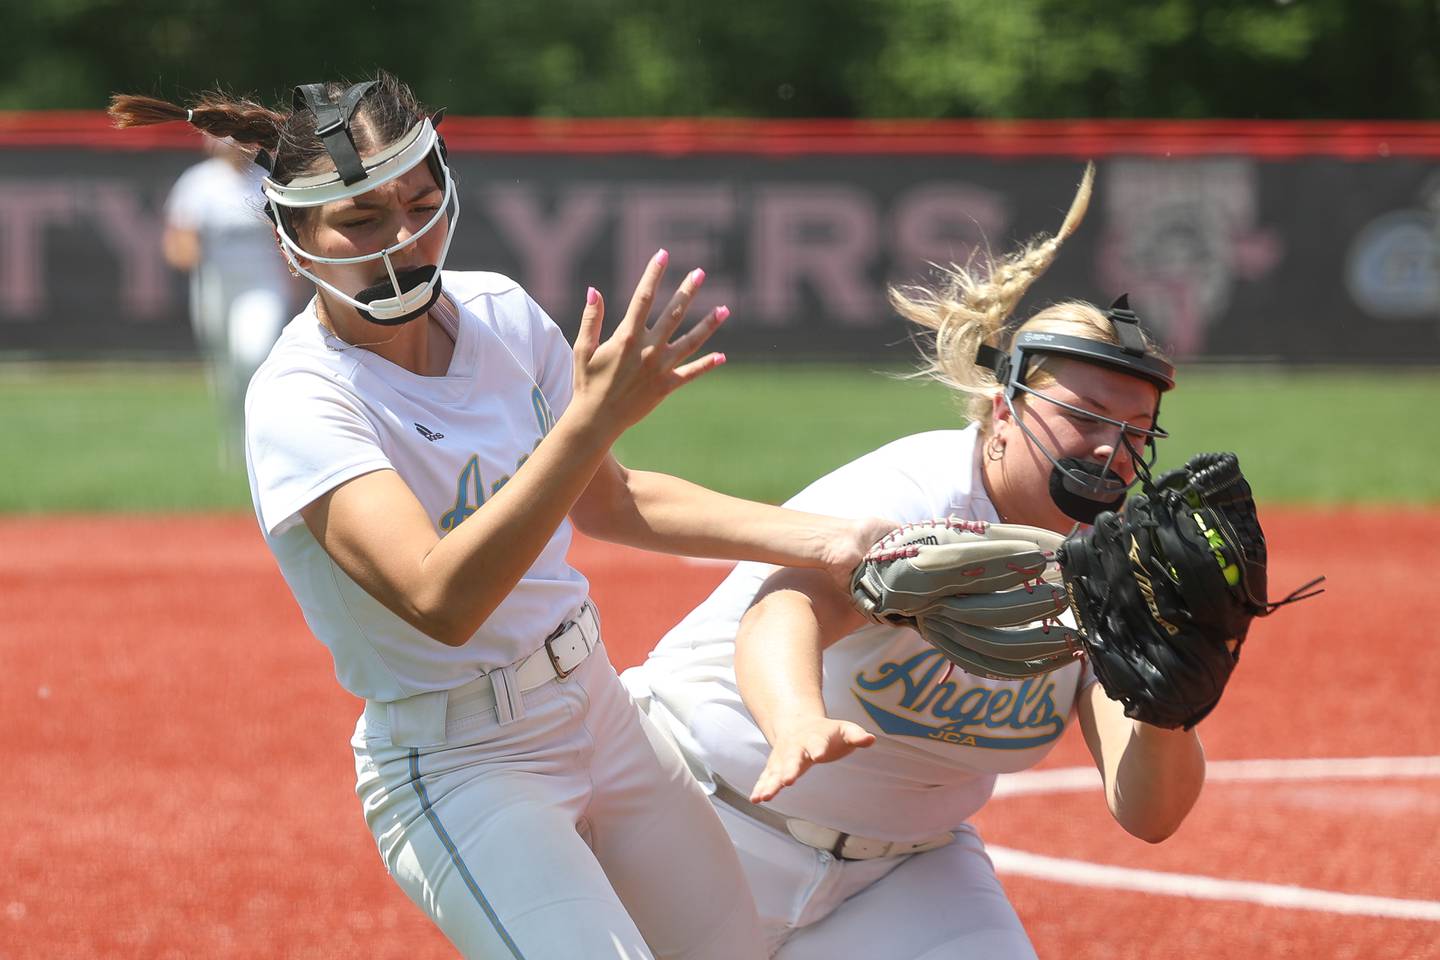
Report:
890,163,1095,425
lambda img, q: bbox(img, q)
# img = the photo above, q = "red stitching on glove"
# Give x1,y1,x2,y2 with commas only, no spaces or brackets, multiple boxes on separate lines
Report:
864,544,922,563
877,517,990,549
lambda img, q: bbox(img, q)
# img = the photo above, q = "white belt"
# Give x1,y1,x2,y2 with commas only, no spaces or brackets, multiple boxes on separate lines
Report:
711,777,953,862
366,601,600,746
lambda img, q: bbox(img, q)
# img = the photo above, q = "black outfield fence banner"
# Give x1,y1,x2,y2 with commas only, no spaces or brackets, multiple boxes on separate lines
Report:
2,115,1439,363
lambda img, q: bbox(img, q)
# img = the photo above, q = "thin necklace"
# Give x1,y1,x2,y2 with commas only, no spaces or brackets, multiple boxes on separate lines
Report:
316,296,404,351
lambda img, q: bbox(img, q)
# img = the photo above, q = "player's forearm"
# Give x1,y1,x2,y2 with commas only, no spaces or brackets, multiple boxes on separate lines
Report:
735,590,831,747
415,413,614,643
1106,721,1206,843
1079,683,1205,842
574,466,858,570
162,227,200,270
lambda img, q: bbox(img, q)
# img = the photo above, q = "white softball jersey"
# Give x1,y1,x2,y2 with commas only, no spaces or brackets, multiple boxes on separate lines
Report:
641,425,1095,842
165,158,292,343
245,271,589,702
165,157,282,282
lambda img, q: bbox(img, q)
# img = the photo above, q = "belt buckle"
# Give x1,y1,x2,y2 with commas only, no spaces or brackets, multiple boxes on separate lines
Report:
544,619,580,681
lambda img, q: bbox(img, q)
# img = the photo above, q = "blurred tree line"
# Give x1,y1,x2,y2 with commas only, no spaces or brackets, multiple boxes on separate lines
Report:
4,0,1438,118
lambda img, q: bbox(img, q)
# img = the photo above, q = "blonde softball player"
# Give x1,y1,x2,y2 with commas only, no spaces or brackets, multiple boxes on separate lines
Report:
110,75,890,959
628,167,1208,958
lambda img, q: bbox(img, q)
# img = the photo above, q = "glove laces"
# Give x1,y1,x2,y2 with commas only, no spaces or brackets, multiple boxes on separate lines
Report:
1257,576,1327,615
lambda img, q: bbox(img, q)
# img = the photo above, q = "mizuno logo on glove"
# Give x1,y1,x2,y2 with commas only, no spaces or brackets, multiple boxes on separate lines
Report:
1128,535,1180,637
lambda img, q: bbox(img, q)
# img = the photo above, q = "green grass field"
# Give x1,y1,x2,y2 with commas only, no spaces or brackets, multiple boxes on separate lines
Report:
1,363,1435,513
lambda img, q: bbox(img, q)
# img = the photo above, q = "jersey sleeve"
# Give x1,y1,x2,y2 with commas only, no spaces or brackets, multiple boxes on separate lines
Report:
245,370,393,537
524,292,575,421
163,164,208,230
782,442,955,527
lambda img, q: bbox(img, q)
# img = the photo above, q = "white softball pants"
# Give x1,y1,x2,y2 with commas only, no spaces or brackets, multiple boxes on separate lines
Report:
352,642,767,960
717,803,1038,959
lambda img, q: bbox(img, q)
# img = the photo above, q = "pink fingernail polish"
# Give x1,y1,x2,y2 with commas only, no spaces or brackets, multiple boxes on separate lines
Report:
655,248,669,266
714,353,727,366
691,268,706,285
586,286,598,305
715,305,730,321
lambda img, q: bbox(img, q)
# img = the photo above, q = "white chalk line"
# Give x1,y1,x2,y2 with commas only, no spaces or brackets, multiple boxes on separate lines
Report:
993,755,1440,797
986,846,1440,921
987,755,1440,922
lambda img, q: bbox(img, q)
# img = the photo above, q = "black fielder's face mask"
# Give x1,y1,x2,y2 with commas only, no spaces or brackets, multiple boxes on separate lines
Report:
976,299,1176,525
1005,387,1164,524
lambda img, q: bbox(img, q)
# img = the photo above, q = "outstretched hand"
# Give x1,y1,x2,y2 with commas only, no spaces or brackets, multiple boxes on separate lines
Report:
571,249,729,438
749,716,876,803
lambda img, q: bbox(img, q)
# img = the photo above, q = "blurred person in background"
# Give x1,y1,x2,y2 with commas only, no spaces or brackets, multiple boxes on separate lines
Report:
627,165,1206,959
163,133,299,466
112,73,891,959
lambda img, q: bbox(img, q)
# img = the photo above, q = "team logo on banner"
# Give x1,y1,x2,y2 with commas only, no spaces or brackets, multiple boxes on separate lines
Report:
1098,159,1282,359
1346,206,1440,322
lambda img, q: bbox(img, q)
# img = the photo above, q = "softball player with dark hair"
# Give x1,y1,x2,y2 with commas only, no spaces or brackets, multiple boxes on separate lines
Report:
628,166,1209,958
111,74,891,959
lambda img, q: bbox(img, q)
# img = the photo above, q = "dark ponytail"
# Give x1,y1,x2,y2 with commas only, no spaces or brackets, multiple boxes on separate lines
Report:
108,71,427,185
108,91,284,165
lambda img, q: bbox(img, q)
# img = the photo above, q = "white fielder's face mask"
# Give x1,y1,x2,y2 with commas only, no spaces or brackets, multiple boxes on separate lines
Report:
262,117,460,325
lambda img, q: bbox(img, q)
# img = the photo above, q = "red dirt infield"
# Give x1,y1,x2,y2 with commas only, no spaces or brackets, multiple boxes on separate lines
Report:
0,509,1436,959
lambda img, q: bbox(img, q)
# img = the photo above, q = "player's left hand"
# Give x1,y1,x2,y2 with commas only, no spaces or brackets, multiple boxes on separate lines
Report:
570,250,729,441
823,516,901,594
1059,451,1324,730
750,716,877,803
